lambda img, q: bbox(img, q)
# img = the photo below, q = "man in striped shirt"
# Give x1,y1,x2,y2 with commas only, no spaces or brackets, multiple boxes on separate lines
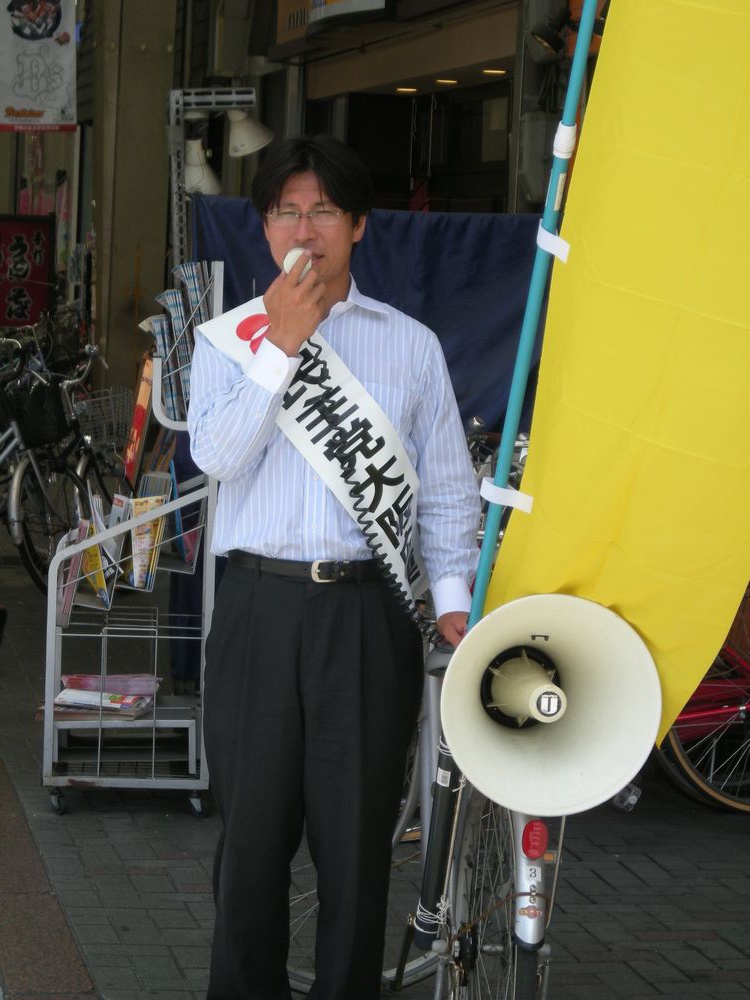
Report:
188,135,480,1000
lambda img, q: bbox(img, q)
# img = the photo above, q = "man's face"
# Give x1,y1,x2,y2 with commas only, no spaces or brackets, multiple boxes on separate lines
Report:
263,170,366,302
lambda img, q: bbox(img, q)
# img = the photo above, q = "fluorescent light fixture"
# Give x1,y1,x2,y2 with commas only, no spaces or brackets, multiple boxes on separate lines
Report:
482,68,507,76
436,79,458,85
396,87,418,93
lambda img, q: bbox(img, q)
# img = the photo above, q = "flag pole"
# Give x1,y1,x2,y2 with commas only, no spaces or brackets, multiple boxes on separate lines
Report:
469,0,601,628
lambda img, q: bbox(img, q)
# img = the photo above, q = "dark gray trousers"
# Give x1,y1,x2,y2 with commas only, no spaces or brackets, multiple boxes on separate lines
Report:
204,562,423,1000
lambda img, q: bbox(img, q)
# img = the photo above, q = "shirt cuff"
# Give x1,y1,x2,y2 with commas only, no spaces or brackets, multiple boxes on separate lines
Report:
431,575,472,621
243,336,301,393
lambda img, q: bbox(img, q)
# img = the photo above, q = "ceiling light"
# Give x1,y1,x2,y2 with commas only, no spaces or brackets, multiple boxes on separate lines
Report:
482,68,507,76
396,87,418,93
436,79,458,85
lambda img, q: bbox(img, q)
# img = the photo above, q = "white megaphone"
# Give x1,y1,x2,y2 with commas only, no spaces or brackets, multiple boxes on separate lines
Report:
441,593,662,816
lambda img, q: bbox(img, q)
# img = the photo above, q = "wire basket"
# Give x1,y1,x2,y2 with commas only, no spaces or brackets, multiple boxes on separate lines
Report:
76,385,133,450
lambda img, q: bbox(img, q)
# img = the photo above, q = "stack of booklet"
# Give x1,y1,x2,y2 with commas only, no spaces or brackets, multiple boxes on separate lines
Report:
44,673,161,721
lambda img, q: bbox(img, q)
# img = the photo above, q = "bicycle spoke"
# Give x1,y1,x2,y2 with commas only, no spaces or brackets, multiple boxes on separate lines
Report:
659,589,750,812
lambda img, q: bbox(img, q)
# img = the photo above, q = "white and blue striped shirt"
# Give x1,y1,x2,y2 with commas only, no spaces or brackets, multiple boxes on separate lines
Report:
187,278,480,617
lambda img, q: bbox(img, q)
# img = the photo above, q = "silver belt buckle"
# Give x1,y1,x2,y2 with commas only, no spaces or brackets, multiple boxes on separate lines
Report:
311,559,337,583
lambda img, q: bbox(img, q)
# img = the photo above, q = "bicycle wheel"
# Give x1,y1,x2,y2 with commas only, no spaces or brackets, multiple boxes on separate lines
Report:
655,588,750,813
438,793,543,1000
11,456,88,593
286,731,439,992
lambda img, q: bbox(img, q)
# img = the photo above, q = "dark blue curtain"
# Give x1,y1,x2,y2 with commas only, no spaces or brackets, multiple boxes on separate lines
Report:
192,196,543,434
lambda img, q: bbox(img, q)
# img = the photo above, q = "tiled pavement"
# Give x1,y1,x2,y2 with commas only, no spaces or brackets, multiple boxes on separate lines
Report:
1,533,749,1000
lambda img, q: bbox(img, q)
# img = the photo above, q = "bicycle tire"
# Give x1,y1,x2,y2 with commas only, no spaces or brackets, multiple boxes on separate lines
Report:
652,740,717,808
438,793,543,1000
12,456,88,593
657,588,750,813
286,731,439,992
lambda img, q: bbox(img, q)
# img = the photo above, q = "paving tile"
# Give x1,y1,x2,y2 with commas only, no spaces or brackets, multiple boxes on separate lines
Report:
131,951,184,985
71,919,121,947
150,910,199,931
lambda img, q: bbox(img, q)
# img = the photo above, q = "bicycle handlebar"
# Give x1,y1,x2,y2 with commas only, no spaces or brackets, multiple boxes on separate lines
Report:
60,344,105,393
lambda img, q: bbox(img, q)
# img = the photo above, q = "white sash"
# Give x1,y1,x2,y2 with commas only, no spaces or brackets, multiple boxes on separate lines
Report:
275,332,427,606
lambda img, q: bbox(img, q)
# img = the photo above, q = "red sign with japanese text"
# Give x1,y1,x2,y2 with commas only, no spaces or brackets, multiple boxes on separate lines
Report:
0,213,55,326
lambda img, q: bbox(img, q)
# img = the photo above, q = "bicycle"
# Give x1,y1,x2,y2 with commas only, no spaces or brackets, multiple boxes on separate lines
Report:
1,332,87,587
655,585,750,813
4,338,132,593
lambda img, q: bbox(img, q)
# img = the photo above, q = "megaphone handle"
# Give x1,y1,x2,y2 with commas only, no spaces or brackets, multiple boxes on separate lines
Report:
412,742,463,951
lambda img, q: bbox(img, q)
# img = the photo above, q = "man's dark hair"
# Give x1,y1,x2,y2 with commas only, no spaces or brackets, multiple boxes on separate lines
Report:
251,135,374,224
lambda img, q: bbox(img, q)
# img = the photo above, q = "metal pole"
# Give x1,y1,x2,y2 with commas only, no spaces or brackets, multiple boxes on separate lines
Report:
469,0,600,628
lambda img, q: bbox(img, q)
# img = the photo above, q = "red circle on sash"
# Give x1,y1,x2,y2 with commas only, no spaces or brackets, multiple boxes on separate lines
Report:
236,313,269,354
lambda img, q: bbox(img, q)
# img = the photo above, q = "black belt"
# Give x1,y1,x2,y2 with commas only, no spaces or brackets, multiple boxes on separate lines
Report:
228,550,383,584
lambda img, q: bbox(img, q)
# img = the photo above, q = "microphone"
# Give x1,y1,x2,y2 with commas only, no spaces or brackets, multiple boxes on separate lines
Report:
283,247,312,281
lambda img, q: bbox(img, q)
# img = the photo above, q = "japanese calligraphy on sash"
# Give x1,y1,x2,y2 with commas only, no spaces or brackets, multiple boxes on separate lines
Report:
276,332,427,607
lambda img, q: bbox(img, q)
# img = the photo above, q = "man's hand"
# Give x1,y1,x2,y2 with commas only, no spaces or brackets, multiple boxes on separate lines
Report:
436,610,468,648
263,252,326,357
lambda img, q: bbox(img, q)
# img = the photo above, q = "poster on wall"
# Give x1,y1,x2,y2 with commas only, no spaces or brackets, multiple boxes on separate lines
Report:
0,0,77,131
0,213,56,326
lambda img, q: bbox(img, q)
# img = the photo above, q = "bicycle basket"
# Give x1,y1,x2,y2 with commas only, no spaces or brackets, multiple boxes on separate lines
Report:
20,379,69,447
76,385,133,450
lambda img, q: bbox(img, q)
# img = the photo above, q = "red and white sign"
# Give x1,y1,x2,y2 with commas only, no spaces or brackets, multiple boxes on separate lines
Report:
0,212,55,325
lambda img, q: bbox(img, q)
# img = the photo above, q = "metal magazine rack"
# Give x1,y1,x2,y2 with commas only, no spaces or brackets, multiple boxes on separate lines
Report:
41,264,222,815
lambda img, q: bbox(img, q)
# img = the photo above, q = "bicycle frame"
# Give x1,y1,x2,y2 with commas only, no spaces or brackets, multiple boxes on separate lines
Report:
0,421,21,468
672,646,750,740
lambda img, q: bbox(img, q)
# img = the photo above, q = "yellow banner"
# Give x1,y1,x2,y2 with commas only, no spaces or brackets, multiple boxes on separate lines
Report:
487,0,750,744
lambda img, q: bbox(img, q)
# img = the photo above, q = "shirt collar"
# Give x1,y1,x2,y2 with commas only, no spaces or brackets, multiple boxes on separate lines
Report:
326,275,390,320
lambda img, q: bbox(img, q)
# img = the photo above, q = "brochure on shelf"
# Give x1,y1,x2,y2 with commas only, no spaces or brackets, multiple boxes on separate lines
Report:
72,487,127,613
122,352,153,486
61,673,162,696
168,462,204,568
140,314,185,422
123,494,169,590
55,520,90,627
47,688,155,721
79,524,111,607
109,492,130,532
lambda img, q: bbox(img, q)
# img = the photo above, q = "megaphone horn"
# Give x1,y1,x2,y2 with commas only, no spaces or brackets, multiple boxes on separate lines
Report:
441,594,661,816
482,645,567,726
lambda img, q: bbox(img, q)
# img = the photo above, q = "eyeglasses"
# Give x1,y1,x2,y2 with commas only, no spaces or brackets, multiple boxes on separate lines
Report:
265,208,346,228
